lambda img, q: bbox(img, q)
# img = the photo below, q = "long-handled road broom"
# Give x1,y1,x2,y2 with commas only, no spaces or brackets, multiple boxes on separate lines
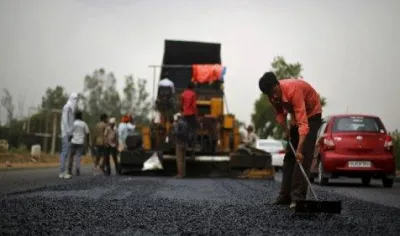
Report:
288,142,342,214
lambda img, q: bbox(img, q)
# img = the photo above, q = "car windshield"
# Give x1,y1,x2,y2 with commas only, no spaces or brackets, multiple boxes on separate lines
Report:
332,116,385,133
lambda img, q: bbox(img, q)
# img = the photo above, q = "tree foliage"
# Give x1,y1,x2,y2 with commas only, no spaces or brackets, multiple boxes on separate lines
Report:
1,89,15,125
1,67,151,150
390,130,400,169
251,56,327,139
121,75,151,124
80,68,151,127
41,86,68,110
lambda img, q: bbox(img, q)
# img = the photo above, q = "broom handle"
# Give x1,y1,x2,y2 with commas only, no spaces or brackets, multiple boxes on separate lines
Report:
288,142,319,201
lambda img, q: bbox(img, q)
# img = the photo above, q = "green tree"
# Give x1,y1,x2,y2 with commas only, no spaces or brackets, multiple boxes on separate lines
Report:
390,130,400,169
251,56,327,139
1,89,15,125
121,75,151,124
26,86,69,135
99,72,121,118
82,68,121,126
41,86,68,110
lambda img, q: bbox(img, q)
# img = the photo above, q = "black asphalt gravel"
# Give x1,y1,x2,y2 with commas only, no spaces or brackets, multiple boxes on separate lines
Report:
0,171,399,235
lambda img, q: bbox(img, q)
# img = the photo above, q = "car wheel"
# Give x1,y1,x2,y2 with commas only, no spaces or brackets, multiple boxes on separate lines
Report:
382,177,394,188
361,177,371,186
317,161,329,186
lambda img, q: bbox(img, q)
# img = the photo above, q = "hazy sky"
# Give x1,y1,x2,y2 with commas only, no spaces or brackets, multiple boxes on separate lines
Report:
1,0,399,131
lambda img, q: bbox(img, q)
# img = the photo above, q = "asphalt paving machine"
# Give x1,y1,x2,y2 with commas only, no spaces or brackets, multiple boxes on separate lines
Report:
119,40,274,179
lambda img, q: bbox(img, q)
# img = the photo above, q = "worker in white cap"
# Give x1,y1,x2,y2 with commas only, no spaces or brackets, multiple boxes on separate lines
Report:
172,112,188,178
104,117,120,175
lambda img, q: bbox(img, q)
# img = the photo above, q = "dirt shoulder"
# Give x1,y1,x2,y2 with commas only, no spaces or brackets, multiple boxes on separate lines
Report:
0,152,93,171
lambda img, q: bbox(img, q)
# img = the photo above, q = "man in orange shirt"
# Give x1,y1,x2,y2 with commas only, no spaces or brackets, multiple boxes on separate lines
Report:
259,72,322,209
181,82,198,154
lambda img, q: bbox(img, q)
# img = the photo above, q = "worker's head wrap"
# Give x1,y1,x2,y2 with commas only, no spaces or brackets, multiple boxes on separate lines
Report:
109,117,116,124
173,113,181,121
121,115,130,123
258,72,279,96
65,92,78,113
127,115,133,123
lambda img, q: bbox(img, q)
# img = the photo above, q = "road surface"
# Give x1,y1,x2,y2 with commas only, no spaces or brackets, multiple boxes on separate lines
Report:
0,167,399,235
274,172,400,209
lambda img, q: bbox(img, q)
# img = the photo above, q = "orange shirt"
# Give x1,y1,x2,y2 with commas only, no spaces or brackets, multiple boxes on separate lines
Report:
268,78,322,136
181,89,197,116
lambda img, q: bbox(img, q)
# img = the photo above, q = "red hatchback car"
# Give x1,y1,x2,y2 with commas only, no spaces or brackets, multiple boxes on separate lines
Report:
309,114,396,188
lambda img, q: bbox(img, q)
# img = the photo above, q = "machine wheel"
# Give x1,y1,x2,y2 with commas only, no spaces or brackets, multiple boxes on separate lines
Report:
382,177,394,188
361,177,371,186
317,161,329,186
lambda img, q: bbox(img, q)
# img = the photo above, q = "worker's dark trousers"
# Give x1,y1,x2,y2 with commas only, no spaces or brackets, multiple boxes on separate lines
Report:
103,146,119,175
95,145,106,169
278,114,322,202
183,115,197,149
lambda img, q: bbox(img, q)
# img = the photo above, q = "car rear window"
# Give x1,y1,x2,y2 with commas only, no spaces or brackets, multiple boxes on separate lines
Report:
332,116,385,133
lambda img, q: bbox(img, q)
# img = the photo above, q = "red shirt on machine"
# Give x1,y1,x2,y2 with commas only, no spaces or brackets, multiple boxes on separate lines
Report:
181,83,197,116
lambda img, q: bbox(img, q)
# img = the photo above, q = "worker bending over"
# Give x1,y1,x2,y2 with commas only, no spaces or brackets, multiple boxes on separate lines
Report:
181,82,198,155
258,72,322,209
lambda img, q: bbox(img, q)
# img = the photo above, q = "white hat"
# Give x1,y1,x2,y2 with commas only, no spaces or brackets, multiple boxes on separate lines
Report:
173,113,181,121
109,117,116,123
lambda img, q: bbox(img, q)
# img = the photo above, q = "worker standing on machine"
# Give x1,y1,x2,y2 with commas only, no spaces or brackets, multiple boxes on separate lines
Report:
181,82,198,156
258,71,322,209
158,71,175,93
157,71,176,122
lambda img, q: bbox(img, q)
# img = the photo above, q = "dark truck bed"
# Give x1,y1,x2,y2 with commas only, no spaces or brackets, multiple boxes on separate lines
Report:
160,40,224,96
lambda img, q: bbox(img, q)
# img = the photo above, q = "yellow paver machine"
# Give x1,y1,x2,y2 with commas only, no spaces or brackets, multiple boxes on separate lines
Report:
119,39,274,179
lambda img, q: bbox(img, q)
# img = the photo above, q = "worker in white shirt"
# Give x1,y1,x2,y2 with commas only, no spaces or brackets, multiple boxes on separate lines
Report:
158,71,175,93
157,71,176,122
241,125,258,148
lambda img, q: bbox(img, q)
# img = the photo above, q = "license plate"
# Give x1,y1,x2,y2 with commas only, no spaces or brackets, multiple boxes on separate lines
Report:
348,161,371,168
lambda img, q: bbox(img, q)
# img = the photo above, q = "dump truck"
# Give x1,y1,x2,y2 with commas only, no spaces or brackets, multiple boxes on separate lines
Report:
119,40,274,179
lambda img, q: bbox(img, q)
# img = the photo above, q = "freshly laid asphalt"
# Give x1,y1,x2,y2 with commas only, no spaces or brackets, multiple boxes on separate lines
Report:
0,167,399,235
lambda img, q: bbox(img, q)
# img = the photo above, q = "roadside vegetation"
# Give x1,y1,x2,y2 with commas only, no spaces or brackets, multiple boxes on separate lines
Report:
391,131,400,170
0,62,399,171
